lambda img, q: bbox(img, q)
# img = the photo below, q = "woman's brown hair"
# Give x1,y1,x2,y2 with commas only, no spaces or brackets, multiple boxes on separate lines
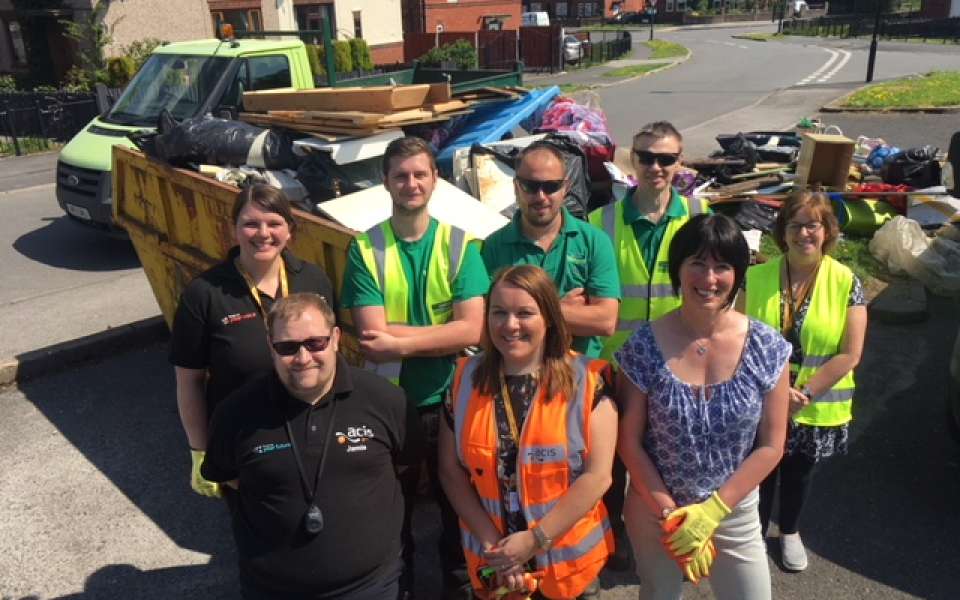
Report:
773,191,840,254
231,183,298,235
472,265,574,401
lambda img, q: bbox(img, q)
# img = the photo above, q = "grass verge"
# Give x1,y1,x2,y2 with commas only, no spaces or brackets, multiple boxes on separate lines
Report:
559,83,592,94
732,32,784,42
0,136,58,158
839,71,960,109
759,234,890,283
602,63,668,78
644,39,688,59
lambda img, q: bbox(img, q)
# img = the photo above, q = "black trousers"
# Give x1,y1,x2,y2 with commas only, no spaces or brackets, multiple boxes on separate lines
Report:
400,404,469,597
759,451,819,536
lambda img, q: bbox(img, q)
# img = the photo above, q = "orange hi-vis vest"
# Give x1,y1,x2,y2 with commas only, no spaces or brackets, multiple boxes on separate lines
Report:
450,353,613,599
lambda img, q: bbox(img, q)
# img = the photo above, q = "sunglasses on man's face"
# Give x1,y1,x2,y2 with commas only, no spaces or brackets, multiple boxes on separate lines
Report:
516,177,566,195
271,336,332,356
633,149,681,168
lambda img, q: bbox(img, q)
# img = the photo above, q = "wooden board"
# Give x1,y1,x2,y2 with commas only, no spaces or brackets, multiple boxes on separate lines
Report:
243,84,433,113
425,82,452,104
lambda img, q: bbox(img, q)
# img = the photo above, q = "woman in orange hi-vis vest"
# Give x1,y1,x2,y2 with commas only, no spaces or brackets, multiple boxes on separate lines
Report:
438,265,618,599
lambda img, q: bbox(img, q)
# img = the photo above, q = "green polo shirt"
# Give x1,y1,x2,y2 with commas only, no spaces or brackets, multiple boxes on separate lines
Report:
623,187,689,273
342,218,490,408
481,207,621,357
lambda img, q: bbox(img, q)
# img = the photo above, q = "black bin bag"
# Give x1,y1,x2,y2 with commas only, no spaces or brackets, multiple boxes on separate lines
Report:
881,145,942,189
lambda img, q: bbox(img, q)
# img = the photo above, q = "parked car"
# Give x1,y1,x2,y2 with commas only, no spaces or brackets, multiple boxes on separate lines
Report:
563,35,583,64
608,10,652,24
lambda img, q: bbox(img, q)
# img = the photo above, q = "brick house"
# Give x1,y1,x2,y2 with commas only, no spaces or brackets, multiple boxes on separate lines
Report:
521,0,647,19
921,0,960,17
402,0,522,33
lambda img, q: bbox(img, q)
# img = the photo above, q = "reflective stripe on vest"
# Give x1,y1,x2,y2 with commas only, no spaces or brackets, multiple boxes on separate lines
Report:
745,255,856,426
451,353,613,598
589,194,706,360
357,221,469,383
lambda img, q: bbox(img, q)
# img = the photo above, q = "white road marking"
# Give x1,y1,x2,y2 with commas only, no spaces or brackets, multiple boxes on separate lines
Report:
796,48,839,86
818,49,852,82
0,182,55,196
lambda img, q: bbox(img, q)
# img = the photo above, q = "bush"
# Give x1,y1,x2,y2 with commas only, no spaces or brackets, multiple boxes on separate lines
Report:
334,40,353,73
106,56,136,87
418,39,477,70
62,65,94,93
306,44,325,77
349,38,375,72
120,38,165,71
0,74,15,92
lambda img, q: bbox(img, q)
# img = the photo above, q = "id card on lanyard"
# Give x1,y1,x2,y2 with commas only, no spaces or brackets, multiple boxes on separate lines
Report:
235,258,290,318
499,371,526,515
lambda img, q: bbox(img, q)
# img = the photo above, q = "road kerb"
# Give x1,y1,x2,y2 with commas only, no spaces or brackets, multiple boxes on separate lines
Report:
0,316,169,387
593,50,692,89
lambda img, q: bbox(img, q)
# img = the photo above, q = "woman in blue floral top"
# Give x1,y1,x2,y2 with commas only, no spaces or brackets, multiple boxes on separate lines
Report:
617,214,790,600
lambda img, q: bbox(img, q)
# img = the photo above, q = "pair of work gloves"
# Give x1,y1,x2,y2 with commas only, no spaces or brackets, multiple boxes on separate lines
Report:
190,449,221,498
661,492,731,584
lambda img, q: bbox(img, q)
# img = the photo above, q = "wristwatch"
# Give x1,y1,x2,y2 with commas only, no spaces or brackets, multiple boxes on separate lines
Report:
531,525,553,551
801,386,814,399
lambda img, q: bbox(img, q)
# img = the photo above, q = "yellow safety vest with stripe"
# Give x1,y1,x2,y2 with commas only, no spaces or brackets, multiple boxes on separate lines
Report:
451,353,613,599
745,255,855,427
355,220,470,383
588,193,708,361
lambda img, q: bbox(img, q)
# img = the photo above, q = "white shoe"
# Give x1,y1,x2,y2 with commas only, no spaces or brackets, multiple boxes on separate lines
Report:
780,532,808,571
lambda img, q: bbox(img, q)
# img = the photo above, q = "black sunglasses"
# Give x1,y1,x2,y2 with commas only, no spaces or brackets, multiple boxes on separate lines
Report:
271,336,332,356
633,150,680,168
516,177,566,195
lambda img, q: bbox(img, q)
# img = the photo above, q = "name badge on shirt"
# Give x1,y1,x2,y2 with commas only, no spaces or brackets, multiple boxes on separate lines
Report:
508,491,521,513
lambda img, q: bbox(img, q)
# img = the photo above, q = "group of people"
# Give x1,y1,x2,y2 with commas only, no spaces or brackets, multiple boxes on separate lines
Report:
168,121,866,600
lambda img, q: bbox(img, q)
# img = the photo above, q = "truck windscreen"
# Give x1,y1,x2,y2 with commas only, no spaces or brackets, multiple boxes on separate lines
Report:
103,54,231,127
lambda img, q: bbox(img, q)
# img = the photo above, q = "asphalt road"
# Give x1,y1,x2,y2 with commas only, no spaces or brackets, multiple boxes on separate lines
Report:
2,296,958,599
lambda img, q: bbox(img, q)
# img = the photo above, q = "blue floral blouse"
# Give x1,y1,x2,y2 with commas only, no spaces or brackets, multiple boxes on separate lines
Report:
615,319,791,506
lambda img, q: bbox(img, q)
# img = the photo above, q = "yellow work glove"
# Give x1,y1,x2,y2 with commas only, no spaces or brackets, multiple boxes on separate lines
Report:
662,492,730,557
682,538,718,584
190,449,222,498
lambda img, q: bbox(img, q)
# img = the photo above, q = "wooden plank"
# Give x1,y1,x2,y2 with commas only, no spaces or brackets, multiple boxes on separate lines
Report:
427,100,468,114
243,84,433,113
268,110,385,125
378,108,434,124
425,82,452,103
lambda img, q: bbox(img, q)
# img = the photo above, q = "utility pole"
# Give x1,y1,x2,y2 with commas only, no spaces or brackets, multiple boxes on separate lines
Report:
865,0,883,82
648,2,656,41
778,0,786,33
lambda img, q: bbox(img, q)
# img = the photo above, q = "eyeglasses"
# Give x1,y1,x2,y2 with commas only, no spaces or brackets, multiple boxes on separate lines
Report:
633,150,680,168
516,177,566,195
271,336,332,356
786,221,824,233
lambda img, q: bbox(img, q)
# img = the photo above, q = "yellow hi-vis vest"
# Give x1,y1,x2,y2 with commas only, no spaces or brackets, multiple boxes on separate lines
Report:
745,255,856,427
355,220,470,383
451,353,613,599
588,193,708,360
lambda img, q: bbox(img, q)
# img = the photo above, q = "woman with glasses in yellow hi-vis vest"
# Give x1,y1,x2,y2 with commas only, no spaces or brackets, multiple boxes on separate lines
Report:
439,265,618,599
743,191,867,573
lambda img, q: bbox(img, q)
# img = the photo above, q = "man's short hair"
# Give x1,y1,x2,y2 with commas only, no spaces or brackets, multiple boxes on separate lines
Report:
267,293,337,337
516,141,568,179
381,136,437,176
633,121,683,149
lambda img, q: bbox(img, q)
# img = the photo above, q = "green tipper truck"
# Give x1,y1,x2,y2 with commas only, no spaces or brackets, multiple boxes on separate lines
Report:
56,38,315,234
55,35,524,236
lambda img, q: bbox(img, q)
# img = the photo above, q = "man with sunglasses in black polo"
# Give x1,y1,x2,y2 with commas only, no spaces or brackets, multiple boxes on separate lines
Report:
202,292,422,600
481,141,621,359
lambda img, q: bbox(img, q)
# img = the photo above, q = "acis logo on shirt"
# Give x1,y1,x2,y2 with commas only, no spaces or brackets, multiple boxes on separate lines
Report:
221,311,259,326
337,425,375,453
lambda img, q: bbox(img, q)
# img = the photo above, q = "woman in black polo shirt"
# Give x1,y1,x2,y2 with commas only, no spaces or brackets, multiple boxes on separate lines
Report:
169,184,336,498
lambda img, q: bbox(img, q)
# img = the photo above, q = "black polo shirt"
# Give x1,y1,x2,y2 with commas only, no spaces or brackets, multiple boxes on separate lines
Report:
169,247,337,417
202,355,422,597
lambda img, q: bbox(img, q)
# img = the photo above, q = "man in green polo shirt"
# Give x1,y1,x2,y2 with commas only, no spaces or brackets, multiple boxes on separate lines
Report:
482,141,621,358
342,136,488,599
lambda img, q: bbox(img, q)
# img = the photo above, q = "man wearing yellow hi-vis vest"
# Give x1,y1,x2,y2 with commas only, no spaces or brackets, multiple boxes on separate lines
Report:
588,122,708,565
588,122,710,362
342,137,489,599
743,191,866,573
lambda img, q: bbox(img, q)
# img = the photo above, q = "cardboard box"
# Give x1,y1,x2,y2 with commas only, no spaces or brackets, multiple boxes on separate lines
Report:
796,133,855,190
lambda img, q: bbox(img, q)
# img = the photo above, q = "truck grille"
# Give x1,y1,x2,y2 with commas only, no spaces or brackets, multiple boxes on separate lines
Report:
57,161,100,198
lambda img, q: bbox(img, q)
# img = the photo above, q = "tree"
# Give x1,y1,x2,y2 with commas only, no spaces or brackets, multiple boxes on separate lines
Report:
60,0,118,86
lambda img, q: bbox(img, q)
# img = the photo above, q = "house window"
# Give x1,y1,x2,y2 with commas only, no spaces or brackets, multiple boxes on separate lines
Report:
353,11,362,39
555,2,568,16
666,0,675,10
7,20,27,65
296,4,335,34
676,0,687,10
530,2,543,10
483,17,504,30
211,9,262,34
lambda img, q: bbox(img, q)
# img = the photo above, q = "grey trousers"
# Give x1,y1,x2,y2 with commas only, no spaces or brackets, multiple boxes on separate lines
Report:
624,488,772,600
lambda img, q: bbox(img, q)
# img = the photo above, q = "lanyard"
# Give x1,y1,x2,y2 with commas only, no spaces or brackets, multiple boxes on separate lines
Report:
782,258,820,335
235,258,289,318
283,399,338,508
498,371,526,445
